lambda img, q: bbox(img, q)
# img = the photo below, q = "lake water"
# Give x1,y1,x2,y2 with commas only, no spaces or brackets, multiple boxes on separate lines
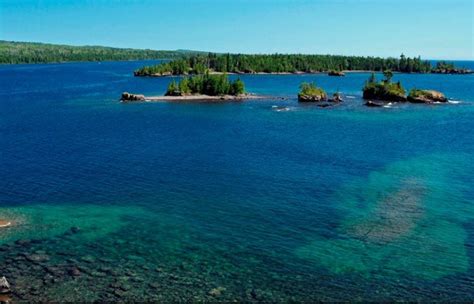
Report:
1,61,473,301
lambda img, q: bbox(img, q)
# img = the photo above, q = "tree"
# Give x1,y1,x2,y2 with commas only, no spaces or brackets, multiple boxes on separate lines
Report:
231,78,245,95
368,72,376,83
383,70,393,83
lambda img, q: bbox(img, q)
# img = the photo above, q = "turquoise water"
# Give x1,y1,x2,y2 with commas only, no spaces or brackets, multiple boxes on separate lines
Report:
1,61,474,301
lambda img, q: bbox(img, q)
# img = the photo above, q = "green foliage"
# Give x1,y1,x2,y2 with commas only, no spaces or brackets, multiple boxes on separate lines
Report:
363,74,406,101
135,53,435,76
230,78,245,95
165,73,245,96
298,82,326,99
431,61,471,74
383,69,393,82
165,80,181,96
0,40,201,64
408,89,426,99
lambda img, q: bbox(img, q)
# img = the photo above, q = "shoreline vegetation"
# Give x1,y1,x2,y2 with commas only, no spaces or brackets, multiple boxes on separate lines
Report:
0,40,203,64
134,53,472,76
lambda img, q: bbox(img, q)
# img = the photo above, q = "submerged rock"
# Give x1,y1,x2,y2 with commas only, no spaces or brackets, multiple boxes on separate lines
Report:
121,92,146,102
208,287,226,297
0,277,10,294
68,267,81,277
407,89,448,103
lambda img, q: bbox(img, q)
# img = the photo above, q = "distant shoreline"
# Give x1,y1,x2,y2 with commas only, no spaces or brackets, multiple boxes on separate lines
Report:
135,69,474,77
138,70,392,77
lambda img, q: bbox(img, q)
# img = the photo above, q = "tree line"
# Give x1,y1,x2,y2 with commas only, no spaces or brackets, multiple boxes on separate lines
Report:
166,72,245,96
135,53,434,76
0,41,197,64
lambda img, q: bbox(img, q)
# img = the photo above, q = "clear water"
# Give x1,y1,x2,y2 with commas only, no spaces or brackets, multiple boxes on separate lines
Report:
1,61,473,301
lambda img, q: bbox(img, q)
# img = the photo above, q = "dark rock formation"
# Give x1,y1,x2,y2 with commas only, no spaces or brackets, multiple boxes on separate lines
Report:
121,92,146,102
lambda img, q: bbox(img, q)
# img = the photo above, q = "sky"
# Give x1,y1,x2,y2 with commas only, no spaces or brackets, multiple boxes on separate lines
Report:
0,0,473,60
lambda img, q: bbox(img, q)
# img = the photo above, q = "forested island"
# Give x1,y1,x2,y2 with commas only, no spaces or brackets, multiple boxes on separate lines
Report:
165,72,245,96
362,70,448,105
134,53,471,76
121,73,257,102
0,41,200,64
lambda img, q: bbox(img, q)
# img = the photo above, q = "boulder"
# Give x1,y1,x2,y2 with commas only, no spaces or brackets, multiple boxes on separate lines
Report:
0,277,10,294
329,93,343,102
121,92,146,102
298,93,327,102
408,90,447,103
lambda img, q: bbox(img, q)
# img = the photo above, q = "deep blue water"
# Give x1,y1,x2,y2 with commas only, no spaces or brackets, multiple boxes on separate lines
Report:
0,61,473,301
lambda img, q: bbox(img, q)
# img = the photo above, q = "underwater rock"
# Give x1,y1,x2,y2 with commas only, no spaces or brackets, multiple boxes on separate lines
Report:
70,227,80,234
208,286,226,297
25,254,50,263
0,277,10,294
14,239,31,247
80,255,96,263
346,178,425,243
68,267,81,277
148,282,160,290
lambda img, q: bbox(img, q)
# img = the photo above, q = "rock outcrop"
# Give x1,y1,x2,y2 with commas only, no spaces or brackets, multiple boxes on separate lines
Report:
298,92,327,102
328,70,345,76
0,277,10,294
121,92,146,102
328,93,343,102
407,89,447,103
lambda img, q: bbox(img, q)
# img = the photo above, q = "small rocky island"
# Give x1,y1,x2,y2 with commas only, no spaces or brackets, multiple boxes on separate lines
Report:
363,71,406,102
362,71,448,106
298,82,327,102
297,82,343,106
407,89,447,103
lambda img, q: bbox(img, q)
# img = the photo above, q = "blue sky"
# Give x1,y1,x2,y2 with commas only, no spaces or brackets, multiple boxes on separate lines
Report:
1,0,473,59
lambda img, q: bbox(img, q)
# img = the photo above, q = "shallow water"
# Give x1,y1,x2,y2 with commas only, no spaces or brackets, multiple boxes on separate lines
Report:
1,61,474,301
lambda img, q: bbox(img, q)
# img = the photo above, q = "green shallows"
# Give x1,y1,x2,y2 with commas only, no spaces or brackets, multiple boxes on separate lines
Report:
297,153,474,280
0,204,149,244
